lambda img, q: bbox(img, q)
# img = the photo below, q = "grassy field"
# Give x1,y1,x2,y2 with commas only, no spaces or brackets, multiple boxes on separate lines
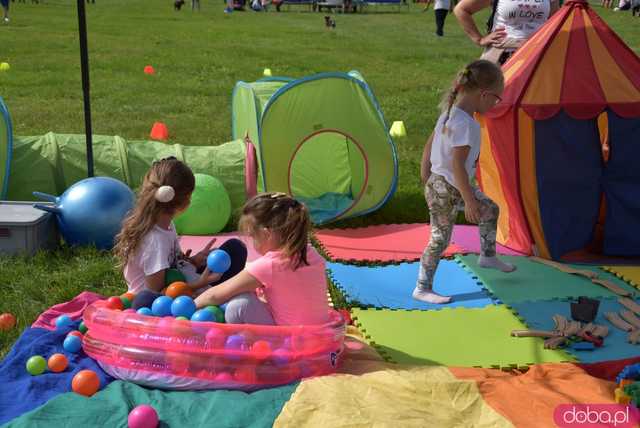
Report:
0,0,638,357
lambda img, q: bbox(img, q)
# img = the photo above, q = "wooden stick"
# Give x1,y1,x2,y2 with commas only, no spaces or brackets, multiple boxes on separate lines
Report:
628,329,640,345
529,257,598,279
620,311,640,329
592,278,632,297
619,298,640,315
511,330,558,338
544,336,568,349
605,312,634,332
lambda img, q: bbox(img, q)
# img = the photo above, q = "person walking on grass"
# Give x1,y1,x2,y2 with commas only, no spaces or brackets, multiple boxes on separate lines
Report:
414,60,516,305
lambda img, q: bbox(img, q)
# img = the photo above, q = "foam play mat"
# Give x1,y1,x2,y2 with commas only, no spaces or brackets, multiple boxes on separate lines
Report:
327,260,495,310
313,223,522,264
351,306,575,367
456,256,638,305
603,266,640,288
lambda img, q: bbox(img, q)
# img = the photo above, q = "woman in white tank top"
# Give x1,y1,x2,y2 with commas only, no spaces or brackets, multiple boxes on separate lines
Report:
454,0,559,64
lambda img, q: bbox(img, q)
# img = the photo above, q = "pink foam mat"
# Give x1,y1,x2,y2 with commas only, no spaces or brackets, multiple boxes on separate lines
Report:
313,223,523,263
179,233,261,262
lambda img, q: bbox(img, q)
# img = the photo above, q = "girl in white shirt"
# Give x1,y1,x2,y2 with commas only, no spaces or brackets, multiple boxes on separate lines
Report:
113,157,236,310
415,60,516,304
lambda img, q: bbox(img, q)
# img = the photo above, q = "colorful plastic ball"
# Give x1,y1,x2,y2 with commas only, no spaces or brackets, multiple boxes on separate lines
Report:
26,355,47,375
174,174,231,235
68,330,83,339
106,296,124,311
0,313,16,330
71,369,100,397
121,292,136,301
78,321,88,334
151,296,173,317
171,296,196,319
63,334,83,353
225,334,247,359
48,353,69,373
207,249,231,273
272,348,290,366
128,404,159,428
215,372,234,382
143,65,155,75
235,366,257,384
164,269,186,287
123,308,136,313
205,328,226,348
251,340,272,360
205,305,225,323
191,309,215,323
137,307,153,316
55,315,73,330
165,281,192,299
120,296,132,309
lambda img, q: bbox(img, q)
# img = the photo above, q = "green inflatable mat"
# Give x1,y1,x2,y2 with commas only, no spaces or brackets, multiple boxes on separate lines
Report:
3,380,297,428
351,306,574,368
455,255,638,305
4,133,249,214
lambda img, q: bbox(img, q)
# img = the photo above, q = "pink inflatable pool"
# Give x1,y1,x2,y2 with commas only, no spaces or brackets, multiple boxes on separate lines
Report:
82,302,346,391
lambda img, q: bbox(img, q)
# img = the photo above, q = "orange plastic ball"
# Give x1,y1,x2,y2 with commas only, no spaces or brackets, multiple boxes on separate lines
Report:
71,369,100,397
165,282,192,299
121,292,135,301
0,313,16,331
251,340,272,360
48,353,69,373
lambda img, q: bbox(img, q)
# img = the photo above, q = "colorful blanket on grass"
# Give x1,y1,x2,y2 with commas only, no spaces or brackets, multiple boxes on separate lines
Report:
1,293,637,428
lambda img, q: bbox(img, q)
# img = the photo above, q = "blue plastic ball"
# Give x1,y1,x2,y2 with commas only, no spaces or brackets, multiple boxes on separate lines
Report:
207,249,231,273
191,309,215,322
136,307,153,316
171,296,196,319
63,334,82,353
55,315,73,330
225,334,246,350
272,348,290,366
151,296,173,317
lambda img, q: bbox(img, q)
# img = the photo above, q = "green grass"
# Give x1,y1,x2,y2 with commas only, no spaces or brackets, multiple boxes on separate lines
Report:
0,0,638,357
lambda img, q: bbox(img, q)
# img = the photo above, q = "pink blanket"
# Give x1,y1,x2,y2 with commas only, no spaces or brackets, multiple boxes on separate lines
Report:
32,291,104,330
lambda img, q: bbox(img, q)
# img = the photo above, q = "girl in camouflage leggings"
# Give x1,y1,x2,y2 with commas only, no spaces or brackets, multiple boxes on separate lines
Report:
414,60,516,305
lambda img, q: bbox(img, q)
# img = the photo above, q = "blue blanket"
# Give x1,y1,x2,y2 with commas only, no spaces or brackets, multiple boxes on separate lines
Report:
0,324,113,426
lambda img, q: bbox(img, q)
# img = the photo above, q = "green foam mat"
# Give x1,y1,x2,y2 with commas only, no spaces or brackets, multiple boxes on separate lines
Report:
455,255,638,305
352,306,574,368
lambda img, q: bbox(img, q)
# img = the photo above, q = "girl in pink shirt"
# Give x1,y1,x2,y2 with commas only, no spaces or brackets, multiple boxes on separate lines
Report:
195,192,329,326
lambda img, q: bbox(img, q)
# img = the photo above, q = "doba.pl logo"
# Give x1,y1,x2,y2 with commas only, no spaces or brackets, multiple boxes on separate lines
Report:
554,404,640,427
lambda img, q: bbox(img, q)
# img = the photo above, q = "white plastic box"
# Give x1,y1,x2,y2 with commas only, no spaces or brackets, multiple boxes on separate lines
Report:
0,201,59,256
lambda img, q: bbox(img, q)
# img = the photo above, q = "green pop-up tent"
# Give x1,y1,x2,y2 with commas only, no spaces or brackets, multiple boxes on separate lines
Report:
232,71,398,224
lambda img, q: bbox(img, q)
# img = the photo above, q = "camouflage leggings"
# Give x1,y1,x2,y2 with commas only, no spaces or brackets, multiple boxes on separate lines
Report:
417,174,499,290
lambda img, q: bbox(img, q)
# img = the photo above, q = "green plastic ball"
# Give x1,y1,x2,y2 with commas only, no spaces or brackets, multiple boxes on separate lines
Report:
26,355,47,375
165,268,186,286
78,321,88,334
120,296,132,309
176,316,189,321
205,305,225,323
174,174,231,235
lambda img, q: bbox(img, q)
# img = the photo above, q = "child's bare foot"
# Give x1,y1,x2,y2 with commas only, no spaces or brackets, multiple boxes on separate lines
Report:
478,255,517,273
412,287,452,304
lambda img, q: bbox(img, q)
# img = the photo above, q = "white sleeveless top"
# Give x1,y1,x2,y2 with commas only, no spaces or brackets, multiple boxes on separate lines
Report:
492,0,551,40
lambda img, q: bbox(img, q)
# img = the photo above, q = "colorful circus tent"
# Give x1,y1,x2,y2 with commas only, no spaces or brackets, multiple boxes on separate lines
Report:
477,0,640,262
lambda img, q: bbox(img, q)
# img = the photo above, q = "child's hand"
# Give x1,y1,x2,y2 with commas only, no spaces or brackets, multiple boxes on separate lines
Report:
186,238,217,268
198,267,222,287
464,197,481,224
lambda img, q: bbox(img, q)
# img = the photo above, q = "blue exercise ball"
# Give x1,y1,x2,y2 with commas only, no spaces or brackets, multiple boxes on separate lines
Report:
33,177,135,250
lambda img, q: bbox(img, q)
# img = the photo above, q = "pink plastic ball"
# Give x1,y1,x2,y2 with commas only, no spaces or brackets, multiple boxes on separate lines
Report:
128,404,158,428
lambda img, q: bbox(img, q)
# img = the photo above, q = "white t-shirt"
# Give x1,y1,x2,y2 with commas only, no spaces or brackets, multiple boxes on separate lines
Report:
434,0,450,10
492,0,551,40
124,223,198,295
430,107,481,188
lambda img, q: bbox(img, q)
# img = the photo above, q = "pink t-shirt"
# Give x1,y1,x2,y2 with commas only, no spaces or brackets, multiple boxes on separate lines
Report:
246,246,329,326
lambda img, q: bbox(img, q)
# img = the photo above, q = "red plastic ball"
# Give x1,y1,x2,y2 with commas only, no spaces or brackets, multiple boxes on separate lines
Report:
0,313,16,331
106,296,124,311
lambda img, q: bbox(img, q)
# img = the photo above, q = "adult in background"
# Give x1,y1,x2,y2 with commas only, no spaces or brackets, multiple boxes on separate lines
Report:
434,0,452,36
454,0,559,65
2,0,9,23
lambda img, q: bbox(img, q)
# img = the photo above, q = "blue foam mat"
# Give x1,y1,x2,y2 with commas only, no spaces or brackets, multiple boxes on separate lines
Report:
510,298,640,363
327,260,496,310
